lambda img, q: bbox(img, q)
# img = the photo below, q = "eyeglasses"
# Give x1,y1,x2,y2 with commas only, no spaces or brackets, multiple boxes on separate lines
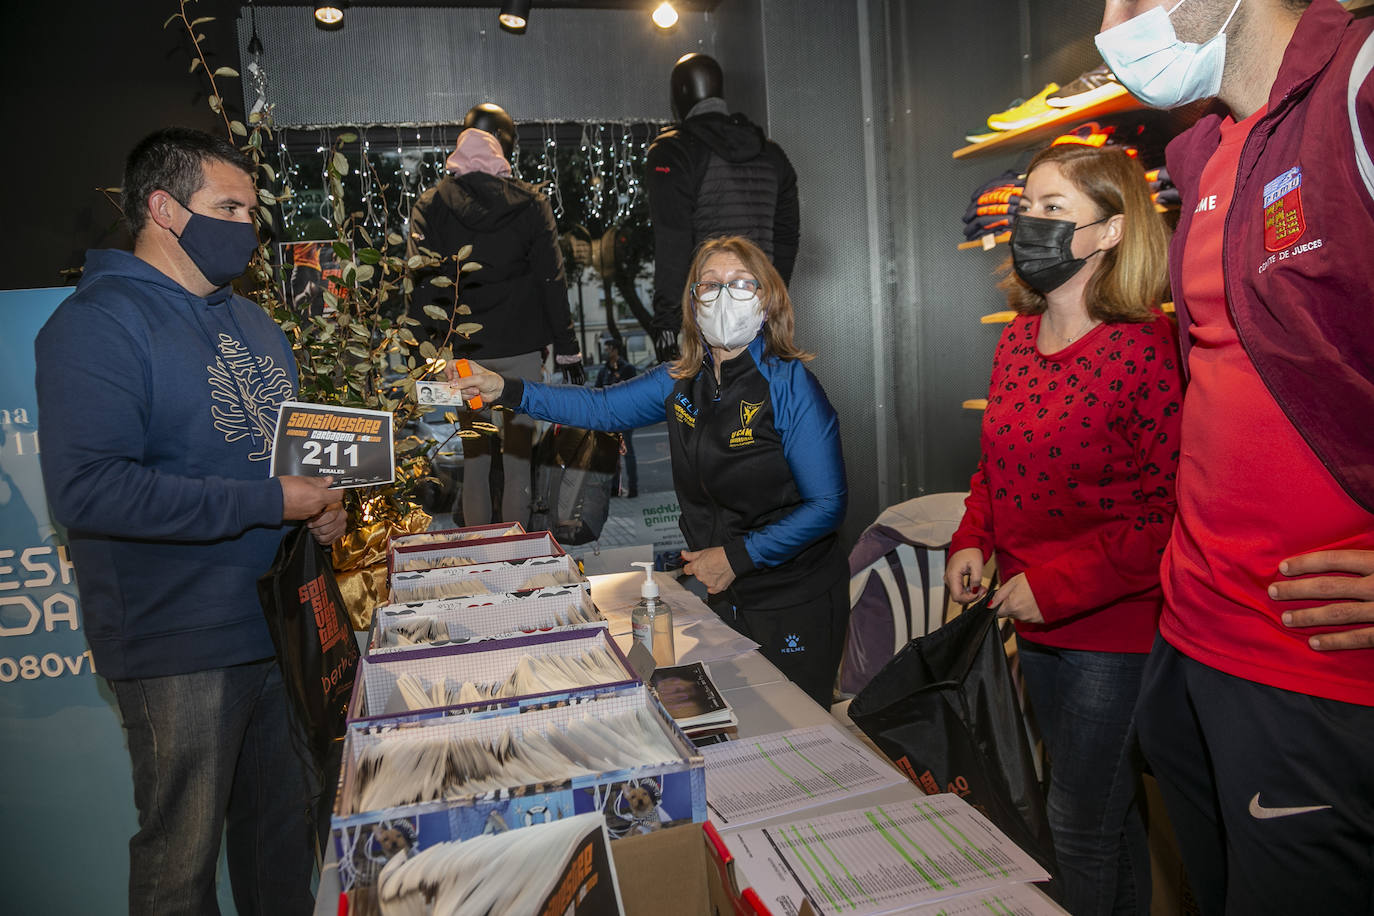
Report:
691,278,759,303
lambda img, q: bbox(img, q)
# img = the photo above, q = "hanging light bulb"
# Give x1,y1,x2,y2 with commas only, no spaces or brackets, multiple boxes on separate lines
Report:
652,2,679,29
314,1,346,29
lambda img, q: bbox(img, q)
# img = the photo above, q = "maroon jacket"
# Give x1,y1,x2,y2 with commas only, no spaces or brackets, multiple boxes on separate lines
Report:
1164,0,1374,512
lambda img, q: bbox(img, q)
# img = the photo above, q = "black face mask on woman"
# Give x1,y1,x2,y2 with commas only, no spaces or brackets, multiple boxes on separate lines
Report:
1010,214,1106,294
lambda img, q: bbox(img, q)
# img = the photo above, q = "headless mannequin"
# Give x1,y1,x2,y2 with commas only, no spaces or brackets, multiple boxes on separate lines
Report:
462,102,517,157
670,53,724,121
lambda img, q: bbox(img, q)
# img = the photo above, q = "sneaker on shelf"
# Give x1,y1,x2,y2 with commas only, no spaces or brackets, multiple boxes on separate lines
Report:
1046,64,1121,108
987,83,1059,131
964,125,1002,144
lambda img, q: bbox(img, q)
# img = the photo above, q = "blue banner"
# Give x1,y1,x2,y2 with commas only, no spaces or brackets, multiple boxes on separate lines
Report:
0,287,238,912
0,287,143,911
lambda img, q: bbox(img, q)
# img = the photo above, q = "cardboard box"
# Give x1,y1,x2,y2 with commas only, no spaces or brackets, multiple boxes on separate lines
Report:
389,553,584,602
367,584,606,656
389,529,560,576
348,628,639,727
388,521,525,553
332,686,706,878
613,823,714,916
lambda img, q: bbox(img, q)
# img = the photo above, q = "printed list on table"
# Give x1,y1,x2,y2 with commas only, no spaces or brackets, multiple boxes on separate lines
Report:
701,724,907,828
724,793,1054,916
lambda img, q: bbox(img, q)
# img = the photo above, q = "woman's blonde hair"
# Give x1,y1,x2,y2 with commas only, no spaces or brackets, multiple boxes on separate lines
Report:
669,236,812,379
1001,144,1169,322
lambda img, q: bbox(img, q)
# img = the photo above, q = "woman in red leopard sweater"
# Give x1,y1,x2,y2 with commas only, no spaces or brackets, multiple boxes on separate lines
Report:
945,143,1182,916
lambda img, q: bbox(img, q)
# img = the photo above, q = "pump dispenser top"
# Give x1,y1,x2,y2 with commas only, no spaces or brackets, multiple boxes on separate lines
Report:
632,561,659,598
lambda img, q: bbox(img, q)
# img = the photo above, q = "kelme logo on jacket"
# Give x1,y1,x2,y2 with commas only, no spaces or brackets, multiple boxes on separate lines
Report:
1262,166,1306,252
729,399,764,448
673,392,697,428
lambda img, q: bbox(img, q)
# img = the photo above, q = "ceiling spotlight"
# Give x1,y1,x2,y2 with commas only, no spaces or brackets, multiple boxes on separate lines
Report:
314,1,346,29
652,2,679,29
499,0,531,31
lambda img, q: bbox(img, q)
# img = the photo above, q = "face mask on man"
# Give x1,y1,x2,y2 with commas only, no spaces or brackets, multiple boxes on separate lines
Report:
169,197,260,288
1010,214,1107,294
696,293,765,351
1095,0,1244,109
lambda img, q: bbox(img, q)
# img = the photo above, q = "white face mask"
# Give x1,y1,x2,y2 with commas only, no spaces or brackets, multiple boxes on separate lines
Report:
696,293,764,351
1095,0,1243,109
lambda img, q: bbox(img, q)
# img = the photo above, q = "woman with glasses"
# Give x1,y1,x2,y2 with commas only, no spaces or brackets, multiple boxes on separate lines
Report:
453,236,848,707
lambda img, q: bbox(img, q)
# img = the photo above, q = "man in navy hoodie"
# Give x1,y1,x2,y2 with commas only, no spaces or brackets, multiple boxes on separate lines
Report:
35,128,345,915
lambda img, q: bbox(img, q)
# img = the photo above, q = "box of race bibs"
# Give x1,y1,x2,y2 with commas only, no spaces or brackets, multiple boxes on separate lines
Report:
388,552,584,603
388,528,561,577
366,583,606,657
331,686,706,913
349,627,639,726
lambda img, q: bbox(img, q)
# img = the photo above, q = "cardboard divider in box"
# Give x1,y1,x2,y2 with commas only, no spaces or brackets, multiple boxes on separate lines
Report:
389,552,584,603
349,628,639,726
368,584,606,655
389,521,525,554
389,529,560,576
331,686,706,906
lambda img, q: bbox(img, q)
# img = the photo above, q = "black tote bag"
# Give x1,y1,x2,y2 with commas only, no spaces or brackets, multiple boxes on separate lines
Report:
257,525,359,767
847,588,1057,875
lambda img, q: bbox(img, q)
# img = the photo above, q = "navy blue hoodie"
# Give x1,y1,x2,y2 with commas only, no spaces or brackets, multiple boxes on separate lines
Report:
35,250,297,679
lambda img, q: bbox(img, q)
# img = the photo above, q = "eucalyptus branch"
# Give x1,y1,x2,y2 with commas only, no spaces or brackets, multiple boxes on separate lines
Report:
165,0,237,140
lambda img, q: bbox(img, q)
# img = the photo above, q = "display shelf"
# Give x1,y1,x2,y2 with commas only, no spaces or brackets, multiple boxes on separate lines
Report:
952,84,1141,160
962,399,988,411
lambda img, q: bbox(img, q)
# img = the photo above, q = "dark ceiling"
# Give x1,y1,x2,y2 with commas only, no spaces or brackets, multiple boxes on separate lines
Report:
249,1,723,8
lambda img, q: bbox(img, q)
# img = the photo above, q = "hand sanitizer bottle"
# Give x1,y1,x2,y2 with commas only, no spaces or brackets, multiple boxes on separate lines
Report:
630,561,676,667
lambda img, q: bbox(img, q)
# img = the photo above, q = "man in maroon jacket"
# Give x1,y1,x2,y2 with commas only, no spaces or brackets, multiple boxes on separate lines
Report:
1096,0,1374,912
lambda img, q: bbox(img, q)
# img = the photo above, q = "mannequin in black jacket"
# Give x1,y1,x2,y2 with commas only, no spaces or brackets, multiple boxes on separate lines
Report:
645,53,799,361
408,104,584,527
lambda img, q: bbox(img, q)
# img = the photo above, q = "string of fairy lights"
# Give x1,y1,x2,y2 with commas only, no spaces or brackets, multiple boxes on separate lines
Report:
269,122,660,243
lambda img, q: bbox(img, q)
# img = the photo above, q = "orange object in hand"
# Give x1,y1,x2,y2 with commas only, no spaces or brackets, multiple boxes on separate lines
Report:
451,359,483,410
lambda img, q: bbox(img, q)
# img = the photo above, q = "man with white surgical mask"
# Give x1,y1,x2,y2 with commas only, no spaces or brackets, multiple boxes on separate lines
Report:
1096,1,1374,912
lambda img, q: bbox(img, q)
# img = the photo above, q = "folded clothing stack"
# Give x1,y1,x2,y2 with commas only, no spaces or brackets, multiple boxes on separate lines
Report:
963,169,1026,241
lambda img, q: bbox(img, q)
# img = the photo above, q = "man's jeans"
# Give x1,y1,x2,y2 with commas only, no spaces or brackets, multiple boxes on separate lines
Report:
1017,638,1151,916
111,660,315,916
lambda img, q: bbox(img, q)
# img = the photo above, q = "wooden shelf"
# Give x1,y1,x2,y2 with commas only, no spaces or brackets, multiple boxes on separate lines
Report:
962,399,988,411
953,85,1142,160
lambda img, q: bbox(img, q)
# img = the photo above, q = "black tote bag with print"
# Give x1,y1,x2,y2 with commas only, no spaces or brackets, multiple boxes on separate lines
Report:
257,525,359,767
847,588,1057,876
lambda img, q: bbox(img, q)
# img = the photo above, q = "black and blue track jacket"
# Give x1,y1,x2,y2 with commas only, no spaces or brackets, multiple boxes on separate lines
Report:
503,334,847,608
